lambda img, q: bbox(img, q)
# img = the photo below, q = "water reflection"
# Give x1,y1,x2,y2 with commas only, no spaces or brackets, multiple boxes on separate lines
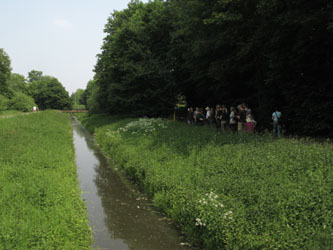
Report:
71,117,193,250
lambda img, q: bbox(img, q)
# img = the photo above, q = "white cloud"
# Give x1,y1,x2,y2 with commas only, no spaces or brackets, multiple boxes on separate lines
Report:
53,19,73,29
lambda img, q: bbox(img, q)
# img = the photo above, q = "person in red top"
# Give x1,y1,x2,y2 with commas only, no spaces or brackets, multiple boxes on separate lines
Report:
245,113,256,133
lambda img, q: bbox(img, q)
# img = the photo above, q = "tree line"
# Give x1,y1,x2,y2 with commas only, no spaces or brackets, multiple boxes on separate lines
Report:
82,0,332,137
0,49,72,112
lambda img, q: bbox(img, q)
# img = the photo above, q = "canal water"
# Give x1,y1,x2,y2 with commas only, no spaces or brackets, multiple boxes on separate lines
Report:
71,117,193,250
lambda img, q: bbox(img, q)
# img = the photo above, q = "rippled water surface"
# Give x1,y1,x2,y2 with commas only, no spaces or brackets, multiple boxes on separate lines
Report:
71,117,193,250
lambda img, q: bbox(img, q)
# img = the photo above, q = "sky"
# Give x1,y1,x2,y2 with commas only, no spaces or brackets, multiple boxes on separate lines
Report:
0,0,147,94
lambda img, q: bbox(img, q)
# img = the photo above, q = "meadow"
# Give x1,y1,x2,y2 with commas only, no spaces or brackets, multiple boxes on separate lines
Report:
77,113,333,249
0,111,92,249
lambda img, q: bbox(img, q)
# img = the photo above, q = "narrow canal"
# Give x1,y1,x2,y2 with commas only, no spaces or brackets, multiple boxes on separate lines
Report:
71,117,193,250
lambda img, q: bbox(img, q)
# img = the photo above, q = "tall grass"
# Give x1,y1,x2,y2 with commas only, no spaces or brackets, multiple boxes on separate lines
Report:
0,111,92,249
77,114,333,249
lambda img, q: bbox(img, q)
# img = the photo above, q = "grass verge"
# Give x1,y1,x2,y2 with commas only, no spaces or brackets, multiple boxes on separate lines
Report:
0,111,92,249
76,113,333,249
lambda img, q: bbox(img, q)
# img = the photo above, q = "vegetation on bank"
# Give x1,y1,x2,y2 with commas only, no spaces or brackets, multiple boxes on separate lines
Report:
0,111,92,249
76,113,333,249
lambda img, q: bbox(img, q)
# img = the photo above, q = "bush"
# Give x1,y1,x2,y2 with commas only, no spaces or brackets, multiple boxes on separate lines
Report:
0,95,9,111
8,92,36,112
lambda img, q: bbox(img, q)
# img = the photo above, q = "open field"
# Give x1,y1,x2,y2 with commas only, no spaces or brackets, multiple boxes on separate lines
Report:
0,111,92,249
76,113,333,249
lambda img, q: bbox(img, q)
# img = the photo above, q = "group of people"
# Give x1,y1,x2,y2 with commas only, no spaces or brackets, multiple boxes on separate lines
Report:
187,103,257,133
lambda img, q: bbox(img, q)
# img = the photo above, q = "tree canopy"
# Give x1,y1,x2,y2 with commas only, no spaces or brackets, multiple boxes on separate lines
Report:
90,0,332,136
0,48,11,97
94,0,177,116
0,49,72,112
29,73,72,110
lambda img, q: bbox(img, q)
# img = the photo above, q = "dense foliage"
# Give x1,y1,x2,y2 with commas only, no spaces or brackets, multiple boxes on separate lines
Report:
0,49,72,111
71,88,85,109
0,48,11,97
77,113,333,249
94,0,177,116
0,111,92,249
28,74,72,110
91,0,332,137
80,80,101,114
7,92,36,112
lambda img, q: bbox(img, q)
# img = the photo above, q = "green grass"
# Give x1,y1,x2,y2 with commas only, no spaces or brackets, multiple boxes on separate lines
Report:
0,111,92,249
0,110,23,116
76,113,333,249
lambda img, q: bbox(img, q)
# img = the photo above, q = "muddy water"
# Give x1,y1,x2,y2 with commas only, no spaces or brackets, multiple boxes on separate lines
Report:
71,117,193,250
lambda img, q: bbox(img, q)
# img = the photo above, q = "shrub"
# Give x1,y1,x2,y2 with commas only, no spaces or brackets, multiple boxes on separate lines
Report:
8,92,36,112
0,95,8,111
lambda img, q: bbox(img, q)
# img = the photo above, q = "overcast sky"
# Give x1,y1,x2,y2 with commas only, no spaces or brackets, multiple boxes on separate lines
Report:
0,0,147,94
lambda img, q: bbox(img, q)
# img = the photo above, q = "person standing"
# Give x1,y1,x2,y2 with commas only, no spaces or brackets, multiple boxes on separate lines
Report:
229,107,238,132
237,104,246,132
272,108,282,138
215,105,222,132
187,107,194,125
205,107,211,126
245,113,256,133
221,105,228,132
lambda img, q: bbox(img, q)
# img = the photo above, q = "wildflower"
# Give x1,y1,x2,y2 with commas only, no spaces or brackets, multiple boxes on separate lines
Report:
223,211,233,219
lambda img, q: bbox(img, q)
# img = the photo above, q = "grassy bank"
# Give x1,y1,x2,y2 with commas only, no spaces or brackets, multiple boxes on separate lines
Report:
0,111,92,249
0,110,23,116
77,113,333,249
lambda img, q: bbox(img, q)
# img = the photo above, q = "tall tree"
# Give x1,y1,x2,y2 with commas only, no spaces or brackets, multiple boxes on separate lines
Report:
95,0,177,116
0,48,11,97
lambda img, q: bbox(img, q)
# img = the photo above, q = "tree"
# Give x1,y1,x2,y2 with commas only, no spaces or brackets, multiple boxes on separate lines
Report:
29,74,72,110
0,48,11,97
81,80,101,114
27,70,43,83
7,73,28,95
94,0,177,116
71,88,85,106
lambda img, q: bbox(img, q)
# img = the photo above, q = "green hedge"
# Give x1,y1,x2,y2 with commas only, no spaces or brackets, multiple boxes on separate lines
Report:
77,113,333,249
0,111,92,249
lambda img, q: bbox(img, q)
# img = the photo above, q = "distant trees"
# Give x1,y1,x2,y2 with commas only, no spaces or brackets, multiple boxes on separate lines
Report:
81,80,100,114
0,48,11,97
88,0,332,136
0,48,72,111
71,88,85,108
28,74,72,110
